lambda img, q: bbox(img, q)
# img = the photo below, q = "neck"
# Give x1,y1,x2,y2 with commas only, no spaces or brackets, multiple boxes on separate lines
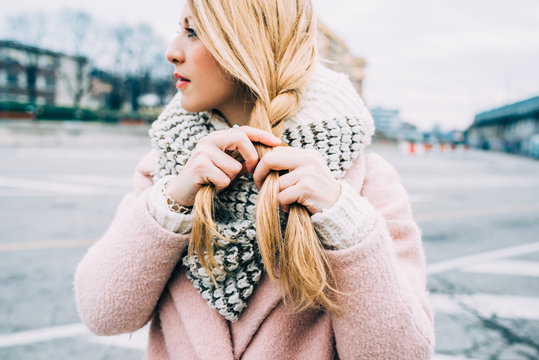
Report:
215,99,254,128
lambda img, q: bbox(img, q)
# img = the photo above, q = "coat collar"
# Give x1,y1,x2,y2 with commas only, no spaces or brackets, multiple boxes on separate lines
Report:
229,272,282,359
164,151,367,359
168,268,282,360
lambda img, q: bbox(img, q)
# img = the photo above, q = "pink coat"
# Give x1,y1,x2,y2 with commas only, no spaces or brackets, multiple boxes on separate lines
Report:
74,149,435,359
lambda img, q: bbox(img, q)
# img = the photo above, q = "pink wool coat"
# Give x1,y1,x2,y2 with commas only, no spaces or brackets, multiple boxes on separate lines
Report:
74,149,435,359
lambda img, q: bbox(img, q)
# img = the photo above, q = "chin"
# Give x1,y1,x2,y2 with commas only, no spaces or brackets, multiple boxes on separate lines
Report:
180,96,210,113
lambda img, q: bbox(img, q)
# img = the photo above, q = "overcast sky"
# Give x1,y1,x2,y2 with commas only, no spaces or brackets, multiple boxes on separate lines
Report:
2,0,539,130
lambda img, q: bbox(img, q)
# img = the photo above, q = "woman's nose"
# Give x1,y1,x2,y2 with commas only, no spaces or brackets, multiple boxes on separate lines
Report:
165,36,185,64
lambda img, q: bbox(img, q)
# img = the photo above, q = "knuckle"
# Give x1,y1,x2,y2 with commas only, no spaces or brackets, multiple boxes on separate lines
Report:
193,144,209,156
257,155,267,167
197,136,210,146
277,192,288,206
219,176,231,188
300,177,315,191
263,151,275,162
231,161,243,174
192,157,209,173
238,131,251,142
244,148,258,162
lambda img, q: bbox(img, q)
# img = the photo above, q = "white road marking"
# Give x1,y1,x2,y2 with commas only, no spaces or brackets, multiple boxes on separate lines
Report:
12,148,149,161
427,241,539,274
433,355,481,360
431,293,539,320
0,190,74,197
462,260,539,277
415,202,539,222
0,239,95,252
0,324,88,348
0,177,114,194
401,175,539,190
50,174,131,187
2,293,538,351
0,324,148,350
1,241,538,351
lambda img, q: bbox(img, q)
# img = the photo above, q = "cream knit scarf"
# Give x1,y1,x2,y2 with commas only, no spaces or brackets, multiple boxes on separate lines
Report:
149,64,374,321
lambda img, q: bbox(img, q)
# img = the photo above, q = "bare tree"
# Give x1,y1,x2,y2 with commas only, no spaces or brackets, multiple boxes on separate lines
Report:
6,12,47,47
3,9,173,111
111,24,169,111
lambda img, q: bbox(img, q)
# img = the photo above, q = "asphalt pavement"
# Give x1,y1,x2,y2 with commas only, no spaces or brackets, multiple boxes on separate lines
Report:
1,121,538,359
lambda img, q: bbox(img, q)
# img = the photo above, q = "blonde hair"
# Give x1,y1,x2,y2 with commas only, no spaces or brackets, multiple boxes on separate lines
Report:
188,0,341,314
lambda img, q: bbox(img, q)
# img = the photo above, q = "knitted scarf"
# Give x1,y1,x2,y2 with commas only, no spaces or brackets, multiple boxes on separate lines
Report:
149,64,375,321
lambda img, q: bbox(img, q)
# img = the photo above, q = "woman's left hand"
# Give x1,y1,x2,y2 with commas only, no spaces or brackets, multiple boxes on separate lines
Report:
253,147,341,214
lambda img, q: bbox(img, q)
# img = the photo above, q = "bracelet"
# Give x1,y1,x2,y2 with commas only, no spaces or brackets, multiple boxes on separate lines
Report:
161,179,192,214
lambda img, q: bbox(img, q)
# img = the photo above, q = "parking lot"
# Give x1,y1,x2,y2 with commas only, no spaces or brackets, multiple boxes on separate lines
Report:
1,121,538,359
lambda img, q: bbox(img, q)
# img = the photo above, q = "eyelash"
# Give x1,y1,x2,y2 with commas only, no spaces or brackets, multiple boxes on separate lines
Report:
185,27,197,38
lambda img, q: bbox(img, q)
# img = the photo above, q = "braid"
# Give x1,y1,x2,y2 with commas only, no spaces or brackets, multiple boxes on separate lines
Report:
252,73,340,315
188,0,341,313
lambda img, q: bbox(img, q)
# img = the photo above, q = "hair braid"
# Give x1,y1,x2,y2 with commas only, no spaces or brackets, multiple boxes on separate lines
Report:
188,0,341,313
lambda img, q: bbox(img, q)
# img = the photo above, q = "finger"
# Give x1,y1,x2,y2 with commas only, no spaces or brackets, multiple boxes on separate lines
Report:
253,150,302,189
212,126,280,148
239,126,282,147
238,162,250,177
203,165,232,191
208,147,243,179
278,171,300,192
277,184,302,208
212,130,259,172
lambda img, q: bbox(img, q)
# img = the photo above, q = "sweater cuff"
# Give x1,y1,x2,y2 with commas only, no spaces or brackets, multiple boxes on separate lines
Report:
311,180,377,250
146,175,193,234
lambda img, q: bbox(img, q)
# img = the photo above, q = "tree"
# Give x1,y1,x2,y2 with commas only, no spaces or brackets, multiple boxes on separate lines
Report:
3,9,174,111
111,24,170,111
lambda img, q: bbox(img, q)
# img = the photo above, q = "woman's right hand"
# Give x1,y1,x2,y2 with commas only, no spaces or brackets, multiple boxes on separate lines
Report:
166,126,282,207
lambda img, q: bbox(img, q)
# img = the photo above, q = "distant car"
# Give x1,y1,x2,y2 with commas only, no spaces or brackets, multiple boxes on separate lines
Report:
529,134,539,159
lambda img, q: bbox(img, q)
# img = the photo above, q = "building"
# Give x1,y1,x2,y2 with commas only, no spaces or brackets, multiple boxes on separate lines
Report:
467,96,539,156
2,23,367,114
370,107,401,138
317,23,366,98
0,40,92,107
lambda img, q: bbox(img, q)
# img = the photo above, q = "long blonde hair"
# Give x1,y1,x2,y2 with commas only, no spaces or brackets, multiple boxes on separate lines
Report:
188,0,340,314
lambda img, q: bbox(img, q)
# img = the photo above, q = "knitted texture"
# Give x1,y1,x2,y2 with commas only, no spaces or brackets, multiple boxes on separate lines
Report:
311,180,377,249
148,63,374,321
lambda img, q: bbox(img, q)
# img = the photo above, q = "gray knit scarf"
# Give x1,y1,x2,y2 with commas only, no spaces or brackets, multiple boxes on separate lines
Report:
149,65,374,321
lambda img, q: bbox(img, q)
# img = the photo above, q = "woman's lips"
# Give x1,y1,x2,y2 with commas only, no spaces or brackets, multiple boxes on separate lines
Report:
174,73,190,89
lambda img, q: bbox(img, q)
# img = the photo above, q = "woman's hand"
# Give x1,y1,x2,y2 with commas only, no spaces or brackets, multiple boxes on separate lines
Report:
253,147,341,214
167,126,281,207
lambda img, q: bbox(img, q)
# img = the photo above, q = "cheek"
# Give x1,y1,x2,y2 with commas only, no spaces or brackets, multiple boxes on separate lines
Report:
192,46,223,84
191,45,212,70
193,48,237,101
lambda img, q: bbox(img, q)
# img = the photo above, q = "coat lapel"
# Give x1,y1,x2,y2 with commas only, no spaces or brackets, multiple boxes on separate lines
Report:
227,151,367,358
169,268,234,360
229,272,283,359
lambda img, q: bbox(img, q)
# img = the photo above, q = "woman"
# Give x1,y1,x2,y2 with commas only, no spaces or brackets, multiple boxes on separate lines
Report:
74,0,434,358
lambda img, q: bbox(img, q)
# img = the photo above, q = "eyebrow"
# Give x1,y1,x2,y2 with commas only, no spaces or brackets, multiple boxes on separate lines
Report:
182,16,193,26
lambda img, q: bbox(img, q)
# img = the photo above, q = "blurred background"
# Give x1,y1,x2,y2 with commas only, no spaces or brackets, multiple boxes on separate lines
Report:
1,0,538,359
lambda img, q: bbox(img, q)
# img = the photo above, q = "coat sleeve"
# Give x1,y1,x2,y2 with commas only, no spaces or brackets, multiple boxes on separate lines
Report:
327,152,434,359
74,149,191,336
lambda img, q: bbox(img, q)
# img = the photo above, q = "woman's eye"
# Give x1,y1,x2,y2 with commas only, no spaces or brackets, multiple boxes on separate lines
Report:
185,27,197,38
